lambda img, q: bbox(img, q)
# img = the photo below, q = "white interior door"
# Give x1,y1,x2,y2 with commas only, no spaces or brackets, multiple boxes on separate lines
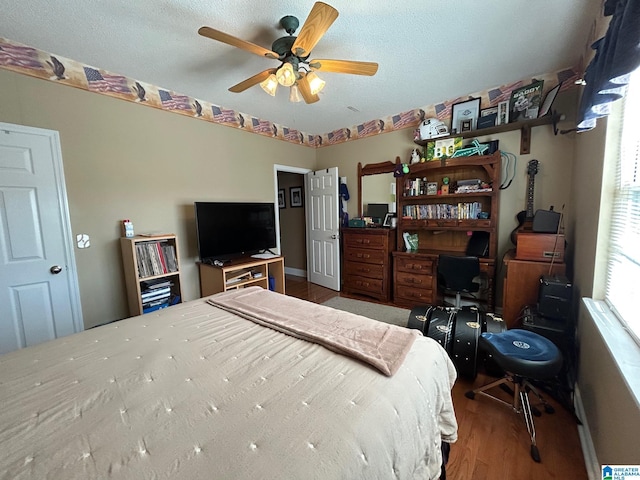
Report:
306,167,340,290
0,122,83,354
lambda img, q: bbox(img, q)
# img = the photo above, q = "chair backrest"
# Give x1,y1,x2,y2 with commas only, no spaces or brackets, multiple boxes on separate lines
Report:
437,255,480,293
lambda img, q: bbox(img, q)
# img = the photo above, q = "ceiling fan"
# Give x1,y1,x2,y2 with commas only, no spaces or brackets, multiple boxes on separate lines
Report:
198,1,378,104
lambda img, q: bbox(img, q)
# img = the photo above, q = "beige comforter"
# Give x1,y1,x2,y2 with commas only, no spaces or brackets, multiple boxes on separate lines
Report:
0,293,457,480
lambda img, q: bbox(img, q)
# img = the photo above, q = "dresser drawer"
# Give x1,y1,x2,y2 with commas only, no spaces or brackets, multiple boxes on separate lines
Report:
395,271,433,288
343,261,384,279
394,256,434,274
343,247,387,265
394,286,435,305
344,275,384,296
343,234,387,249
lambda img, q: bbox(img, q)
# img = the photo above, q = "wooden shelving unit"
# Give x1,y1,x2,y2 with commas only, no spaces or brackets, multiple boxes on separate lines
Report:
393,151,501,309
198,256,285,297
414,112,561,155
120,234,182,316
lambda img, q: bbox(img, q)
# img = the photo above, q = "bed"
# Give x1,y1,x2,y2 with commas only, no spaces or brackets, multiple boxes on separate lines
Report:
0,287,458,479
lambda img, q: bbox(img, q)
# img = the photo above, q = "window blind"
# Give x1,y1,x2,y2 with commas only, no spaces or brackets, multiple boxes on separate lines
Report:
605,67,640,345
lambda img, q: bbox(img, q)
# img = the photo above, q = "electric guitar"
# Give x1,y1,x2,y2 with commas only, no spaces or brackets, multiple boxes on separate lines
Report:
510,159,539,245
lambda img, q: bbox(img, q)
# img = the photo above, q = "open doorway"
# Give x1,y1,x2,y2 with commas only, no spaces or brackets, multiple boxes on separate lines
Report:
274,165,310,278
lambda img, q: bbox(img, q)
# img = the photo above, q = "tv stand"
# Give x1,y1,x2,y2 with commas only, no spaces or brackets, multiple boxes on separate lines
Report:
198,255,285,296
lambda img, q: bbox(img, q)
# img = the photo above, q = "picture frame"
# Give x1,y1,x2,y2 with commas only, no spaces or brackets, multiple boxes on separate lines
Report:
382,212,396,227
478,107,498,129
509,80,544,121
278,189,286,209
290,186,303,207
426,182,438,195
538,82,562,117
497,100,510,125
450,97,481,134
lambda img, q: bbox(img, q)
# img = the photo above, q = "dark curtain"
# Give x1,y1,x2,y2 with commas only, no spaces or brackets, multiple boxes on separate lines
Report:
577,0,640,131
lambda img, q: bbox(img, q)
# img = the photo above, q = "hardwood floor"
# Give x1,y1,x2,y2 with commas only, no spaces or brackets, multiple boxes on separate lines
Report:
285,275,589,480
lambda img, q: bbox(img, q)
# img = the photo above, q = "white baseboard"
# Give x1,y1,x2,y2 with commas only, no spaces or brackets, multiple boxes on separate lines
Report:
285,267,306,278
574,384,600,480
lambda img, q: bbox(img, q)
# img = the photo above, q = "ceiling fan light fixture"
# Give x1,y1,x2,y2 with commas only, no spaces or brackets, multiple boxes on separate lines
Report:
276,62,297,87
306,71,326,95
289,84,302,103
260,74,278,96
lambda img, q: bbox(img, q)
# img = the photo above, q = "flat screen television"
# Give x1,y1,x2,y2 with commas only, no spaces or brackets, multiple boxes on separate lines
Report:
194,202,277,261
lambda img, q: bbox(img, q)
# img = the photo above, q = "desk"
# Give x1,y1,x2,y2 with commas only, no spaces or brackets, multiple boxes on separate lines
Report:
502,250,565,328
392,251,495,309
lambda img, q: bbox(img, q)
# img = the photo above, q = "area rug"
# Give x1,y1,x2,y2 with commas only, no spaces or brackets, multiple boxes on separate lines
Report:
321,296,410,327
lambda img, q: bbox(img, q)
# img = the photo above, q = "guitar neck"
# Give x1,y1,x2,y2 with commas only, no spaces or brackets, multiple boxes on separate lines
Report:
525,171,536,219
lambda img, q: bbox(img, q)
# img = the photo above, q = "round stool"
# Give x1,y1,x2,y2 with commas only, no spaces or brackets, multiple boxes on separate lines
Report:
465,329,562,462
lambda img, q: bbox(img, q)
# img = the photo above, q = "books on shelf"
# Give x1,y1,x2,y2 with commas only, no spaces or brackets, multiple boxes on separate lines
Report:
135,240,178,278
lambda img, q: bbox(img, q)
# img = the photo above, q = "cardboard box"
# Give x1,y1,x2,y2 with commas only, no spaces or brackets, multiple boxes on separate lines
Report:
515,232,564,262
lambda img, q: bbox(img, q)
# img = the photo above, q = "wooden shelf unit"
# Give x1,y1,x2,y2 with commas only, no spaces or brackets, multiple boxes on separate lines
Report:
393,151,501,309
198,256,285,297
120,234,182,317
413,112,560,155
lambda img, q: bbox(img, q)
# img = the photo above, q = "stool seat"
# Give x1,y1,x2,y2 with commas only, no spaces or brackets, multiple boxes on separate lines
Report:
480,329,563,379
465,328,564,462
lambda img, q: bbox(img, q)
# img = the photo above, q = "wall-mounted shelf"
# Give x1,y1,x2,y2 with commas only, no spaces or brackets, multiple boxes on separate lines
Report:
414,112,561,155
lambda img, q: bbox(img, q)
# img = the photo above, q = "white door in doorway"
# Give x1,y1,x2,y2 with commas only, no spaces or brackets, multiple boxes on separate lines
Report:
306,167,340,290
0,123,83,354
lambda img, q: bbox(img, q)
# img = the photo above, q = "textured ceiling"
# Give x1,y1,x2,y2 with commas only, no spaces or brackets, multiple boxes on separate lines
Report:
1,0,601,134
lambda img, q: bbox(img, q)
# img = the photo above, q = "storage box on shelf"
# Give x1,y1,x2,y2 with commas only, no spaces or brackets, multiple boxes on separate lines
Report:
120,234,183,316
393,151,501,309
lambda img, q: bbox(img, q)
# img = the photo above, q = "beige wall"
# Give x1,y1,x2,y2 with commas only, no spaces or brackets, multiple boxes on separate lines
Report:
0,68,316,328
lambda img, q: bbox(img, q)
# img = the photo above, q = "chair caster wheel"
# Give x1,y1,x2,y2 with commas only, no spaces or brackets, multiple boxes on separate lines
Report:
531,445,541,462
465,391,475,400
544,404,555,414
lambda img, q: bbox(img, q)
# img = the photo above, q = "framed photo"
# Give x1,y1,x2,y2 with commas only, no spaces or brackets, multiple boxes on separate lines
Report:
451,97,481,134
383,212,396,227
509,80,544,121
278,189,286,208
497,101,510,125
478,107,498,129
426,182,438,195
538,82,562,117
290,186,303,207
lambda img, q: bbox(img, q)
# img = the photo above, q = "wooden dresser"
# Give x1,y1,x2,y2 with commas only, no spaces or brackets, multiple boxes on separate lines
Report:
392,252,437,307
342,228,396,302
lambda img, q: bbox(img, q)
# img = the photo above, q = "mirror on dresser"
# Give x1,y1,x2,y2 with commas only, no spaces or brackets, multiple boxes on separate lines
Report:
357,157,400,220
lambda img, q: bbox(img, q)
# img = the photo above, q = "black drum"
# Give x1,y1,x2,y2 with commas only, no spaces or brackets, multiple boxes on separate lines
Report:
481,312,507,377
407,305,434,334
425,306,455,353
450,306,482,379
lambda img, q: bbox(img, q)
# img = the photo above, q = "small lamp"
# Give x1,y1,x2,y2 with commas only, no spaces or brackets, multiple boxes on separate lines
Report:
260,74,278,96
276,62,297,87
306,71,326,95
289,84,302,103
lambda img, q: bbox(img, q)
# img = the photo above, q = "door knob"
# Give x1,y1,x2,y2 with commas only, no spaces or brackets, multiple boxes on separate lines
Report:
331,234,339,239
50,265,62,274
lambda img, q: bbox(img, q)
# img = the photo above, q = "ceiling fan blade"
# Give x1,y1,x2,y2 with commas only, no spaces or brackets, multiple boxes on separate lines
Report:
291,2,339,57
297,74,320,104
228,69,277,93
198,26,279,59
310,59,379,76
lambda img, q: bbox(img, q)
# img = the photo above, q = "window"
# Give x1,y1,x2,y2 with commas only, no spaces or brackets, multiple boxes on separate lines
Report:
605,67,640,345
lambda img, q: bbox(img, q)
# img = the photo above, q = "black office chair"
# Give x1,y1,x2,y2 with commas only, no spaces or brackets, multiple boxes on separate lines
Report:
465,329,563,462
437,255,480,309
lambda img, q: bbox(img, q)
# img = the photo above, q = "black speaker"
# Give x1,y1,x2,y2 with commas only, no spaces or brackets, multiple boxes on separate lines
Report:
538,275,572,321
532,208,561,233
